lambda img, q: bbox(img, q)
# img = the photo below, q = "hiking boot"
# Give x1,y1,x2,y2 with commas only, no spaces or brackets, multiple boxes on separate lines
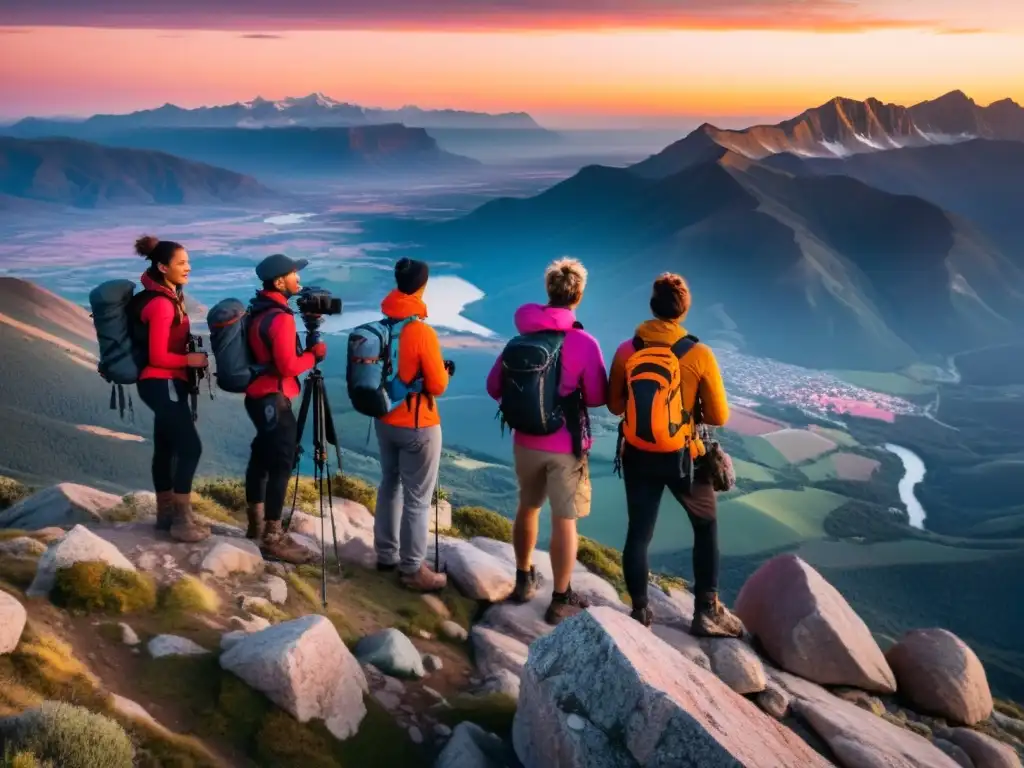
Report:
399,564,447,593
544,587,590,626
155,490,175,532
246,502,265,540
630,605,654,628
170,493,211,544
261,520,315,564
510,566,539,603
690,592,745,638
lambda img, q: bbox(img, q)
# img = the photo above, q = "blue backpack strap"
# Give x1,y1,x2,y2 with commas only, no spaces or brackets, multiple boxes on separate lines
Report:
631,335,644,351
670,333,699,359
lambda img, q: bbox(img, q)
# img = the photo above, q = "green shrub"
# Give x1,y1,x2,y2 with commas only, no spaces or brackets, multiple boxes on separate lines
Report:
450,507,513,543
994,698,1024,720
1,701,134,768
52,563,157,615
104,494,145,523
245,600,288,624
161,576,220,615
188,495,238,525
432,486,449,504
332,474,377,513
0,478,29,511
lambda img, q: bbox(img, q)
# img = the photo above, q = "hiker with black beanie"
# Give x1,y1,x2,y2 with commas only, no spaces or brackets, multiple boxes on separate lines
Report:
243,254,325,564
373,258,451,592
133,235,210,543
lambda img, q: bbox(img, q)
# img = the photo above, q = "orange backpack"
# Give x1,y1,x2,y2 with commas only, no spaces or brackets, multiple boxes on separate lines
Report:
620,334,699,453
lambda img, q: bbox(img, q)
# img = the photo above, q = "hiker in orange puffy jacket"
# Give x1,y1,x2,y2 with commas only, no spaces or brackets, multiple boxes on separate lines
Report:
608,272,743,637
242,253,325,564
133,235,210,544
374,258,451,593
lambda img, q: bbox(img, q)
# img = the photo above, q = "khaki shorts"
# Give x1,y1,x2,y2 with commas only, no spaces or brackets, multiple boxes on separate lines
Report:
514,444,592,520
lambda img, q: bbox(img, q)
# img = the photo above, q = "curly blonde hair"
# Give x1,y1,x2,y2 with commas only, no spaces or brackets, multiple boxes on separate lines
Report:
545,257,588,308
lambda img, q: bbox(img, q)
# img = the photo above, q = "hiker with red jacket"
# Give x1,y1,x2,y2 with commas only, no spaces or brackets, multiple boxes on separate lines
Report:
608,272,743,637
373,259,452,592
133,235,210,543
486,258,608,625
243,254,325,564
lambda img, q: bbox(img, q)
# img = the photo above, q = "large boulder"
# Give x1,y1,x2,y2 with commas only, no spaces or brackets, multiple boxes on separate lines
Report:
26,524,137,598
0,483,122,530
220,615,368,740
472,625,528,698
949,728,1022,768
513,606,831,768
704,638,767,695
735,554,896,693
646,583,695,629
885,629,993,725
430,536,515,602
0,591,27,654
770,667,962,768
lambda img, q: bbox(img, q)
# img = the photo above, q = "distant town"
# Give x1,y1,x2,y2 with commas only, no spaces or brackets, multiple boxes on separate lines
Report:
717,350,922,423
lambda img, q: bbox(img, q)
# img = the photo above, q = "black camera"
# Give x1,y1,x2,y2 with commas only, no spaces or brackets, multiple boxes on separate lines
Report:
297,286,343,316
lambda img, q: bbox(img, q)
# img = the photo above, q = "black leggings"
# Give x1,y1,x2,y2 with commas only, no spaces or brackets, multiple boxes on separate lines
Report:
622,450,719,609
244,394,298,523
136,379,202,494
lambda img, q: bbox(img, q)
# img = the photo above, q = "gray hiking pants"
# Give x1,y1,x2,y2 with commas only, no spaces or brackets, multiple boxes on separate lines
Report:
374,422,443,574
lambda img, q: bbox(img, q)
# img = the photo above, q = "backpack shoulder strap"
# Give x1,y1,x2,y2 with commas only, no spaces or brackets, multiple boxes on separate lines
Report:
670,333,699,359
631,335,644,352
254,307,284,354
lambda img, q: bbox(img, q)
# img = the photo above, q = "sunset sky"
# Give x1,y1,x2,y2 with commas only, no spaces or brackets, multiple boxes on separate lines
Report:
1,0,1022,127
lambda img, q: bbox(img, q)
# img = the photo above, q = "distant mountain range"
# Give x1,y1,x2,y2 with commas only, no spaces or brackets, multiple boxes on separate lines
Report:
4,93,544,135
391,115,1024,370
632,91,1024,175
0,136,271,207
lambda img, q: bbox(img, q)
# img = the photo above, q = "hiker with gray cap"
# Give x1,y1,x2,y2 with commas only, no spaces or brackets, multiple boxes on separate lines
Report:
242,253,326,563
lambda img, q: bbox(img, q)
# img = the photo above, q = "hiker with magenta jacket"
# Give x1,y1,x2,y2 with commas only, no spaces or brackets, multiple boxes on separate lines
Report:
133,235,210,544
487,258,608,626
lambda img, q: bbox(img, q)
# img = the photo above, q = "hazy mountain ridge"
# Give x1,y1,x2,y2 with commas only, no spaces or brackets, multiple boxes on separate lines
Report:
5,93,544,134
632,91,1024,176
406,148,1024,371
0,136,272,207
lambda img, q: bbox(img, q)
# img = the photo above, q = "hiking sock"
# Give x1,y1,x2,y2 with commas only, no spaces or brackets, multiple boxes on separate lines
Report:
551,586,571,602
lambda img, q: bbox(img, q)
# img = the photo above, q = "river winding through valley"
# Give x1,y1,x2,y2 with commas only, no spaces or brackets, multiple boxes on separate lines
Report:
883,443,927,530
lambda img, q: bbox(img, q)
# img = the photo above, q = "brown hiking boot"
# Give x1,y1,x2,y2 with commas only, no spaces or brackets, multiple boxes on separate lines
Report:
170,493,211,543
261,520,315,564
690,592,745,638
400,564,447,593
246,502,265,540
544,587,590,626
510,566,539,603
155,490,175,532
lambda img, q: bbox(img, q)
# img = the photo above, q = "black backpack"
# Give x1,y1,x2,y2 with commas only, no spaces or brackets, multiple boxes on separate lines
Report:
497,330,571,437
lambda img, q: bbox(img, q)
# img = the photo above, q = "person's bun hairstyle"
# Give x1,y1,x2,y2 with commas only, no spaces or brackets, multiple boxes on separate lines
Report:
135,235,161,259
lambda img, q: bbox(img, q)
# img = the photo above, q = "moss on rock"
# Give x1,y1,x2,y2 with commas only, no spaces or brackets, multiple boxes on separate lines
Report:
193,478,247,515
0,478,30,511
331,474,377,514
52,563,157,615
448,507,513,543
161,576,220,615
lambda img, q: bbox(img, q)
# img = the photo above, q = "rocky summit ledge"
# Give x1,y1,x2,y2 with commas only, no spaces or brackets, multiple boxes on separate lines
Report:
0,477,1021,768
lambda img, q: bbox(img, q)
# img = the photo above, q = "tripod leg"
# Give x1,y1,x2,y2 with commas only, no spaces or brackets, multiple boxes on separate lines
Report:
313,377,328,611
284,380,315,532
324,471,342,575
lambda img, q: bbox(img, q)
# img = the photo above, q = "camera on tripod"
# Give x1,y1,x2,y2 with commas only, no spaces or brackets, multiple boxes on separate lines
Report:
297,286,342,317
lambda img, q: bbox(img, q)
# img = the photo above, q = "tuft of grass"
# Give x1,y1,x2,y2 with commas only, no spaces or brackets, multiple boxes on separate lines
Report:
0,750,44,768
193,478,247,515
432,486,450,504
0,530,32,543
0,624,104,714
438,692,518,741
448,506,513,543
244,600,288,624
0,701,134,768
52,563,157,615
286,573,323,613
160,576,220,615
577,536,626,591
651,572,689,594
0,477,30,511
104,495,146,524
994,698,1024,720
332,474,377,514
188,495,239,526
0,557,41,591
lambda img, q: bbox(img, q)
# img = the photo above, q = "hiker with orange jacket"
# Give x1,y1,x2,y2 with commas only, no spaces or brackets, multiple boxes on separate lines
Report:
608,273,743,637
133,235,210,544
373,258,451,592
242,254,325,564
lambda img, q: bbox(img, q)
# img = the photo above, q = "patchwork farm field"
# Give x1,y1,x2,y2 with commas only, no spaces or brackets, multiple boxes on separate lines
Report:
725,405,788,436
762,428,837,463
794,538,1000,569
800,452,880,482
829,369,936,397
